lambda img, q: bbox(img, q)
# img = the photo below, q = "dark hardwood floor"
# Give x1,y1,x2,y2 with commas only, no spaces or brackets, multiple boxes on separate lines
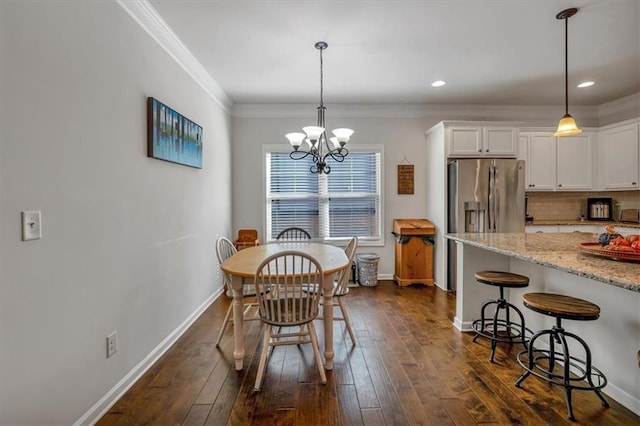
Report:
98,281,639,425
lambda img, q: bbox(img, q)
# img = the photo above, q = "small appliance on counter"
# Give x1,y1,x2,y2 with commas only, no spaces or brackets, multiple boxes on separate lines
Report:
587,197,613,221
525,195,534,223
620,208,640,223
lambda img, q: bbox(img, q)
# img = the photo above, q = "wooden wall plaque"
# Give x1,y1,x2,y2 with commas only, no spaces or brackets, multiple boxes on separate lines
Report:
397,164,414,194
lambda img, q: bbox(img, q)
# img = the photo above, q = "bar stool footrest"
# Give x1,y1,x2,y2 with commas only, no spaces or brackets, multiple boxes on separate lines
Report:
472,319,532,345
516,349,608,391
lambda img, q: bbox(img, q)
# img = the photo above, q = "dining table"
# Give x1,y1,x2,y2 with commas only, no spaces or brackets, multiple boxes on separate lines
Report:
220,241,350,371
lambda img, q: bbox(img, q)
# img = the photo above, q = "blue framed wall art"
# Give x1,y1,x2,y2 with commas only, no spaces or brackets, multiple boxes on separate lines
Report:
147,97,203,168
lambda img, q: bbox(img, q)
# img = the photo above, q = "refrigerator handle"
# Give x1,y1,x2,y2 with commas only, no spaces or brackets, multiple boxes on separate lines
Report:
488,165,496,232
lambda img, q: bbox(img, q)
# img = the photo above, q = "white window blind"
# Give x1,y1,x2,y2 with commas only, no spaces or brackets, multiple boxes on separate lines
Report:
266,149,382,243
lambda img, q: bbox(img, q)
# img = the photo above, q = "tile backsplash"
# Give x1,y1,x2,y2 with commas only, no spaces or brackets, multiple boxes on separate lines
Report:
526,191,640,221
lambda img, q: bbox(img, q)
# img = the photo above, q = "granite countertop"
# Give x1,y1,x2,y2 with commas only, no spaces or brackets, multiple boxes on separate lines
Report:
527,220,640,229
445,232,640,293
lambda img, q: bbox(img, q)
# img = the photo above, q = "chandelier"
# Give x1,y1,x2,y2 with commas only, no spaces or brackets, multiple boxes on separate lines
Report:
285,41,354,174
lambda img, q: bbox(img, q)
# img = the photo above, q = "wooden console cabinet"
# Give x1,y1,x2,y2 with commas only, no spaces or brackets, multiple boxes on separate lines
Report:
393,219,435,287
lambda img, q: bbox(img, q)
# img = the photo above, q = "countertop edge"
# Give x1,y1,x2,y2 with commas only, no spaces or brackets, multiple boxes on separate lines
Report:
527,220,640,228
445,234,640,293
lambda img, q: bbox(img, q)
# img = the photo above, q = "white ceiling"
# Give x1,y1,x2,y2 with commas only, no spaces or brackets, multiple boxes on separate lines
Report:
149,0,639,107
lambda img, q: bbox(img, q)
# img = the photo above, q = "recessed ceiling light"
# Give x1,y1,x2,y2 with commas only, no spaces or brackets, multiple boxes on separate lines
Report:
577,81,594,88
431,80,446,87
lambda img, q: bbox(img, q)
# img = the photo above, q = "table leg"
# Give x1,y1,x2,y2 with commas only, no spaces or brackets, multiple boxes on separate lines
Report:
231,276,245,371
322,274,334,370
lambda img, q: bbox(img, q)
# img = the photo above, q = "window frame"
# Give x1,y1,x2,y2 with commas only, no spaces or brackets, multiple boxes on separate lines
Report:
263,144,385,246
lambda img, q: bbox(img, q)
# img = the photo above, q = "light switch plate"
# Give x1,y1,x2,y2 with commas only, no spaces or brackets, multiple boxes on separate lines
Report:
21,211,42,241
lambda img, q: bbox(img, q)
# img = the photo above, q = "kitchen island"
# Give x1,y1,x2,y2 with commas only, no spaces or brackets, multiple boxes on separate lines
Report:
446,232,640,415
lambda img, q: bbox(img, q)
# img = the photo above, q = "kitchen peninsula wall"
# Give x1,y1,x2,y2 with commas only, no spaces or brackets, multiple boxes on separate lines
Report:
526,190,640,221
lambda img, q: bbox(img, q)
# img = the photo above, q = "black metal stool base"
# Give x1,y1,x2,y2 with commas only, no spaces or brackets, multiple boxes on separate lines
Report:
515,323,609,421
472,297,532,363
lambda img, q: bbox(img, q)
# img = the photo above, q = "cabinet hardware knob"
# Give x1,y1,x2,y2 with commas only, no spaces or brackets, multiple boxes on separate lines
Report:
478,149,482,152
558,184,562,187
485,149,489,152
633,182,637,185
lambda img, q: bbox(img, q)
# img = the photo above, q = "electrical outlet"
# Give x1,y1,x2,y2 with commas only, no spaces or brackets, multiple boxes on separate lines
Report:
107,331,118,358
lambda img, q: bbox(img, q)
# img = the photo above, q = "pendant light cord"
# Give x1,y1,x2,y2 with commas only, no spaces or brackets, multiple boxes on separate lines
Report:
564,15,569,115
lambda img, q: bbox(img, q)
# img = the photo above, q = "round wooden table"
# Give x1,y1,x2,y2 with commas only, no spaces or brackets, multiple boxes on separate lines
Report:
221,242,350,371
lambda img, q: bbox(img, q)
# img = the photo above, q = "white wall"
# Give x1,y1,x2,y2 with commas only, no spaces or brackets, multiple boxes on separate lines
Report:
231,111,435,275
0,2,232,424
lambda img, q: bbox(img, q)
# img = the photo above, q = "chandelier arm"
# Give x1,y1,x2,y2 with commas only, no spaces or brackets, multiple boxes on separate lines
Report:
290,149,319,162
324,148,349,163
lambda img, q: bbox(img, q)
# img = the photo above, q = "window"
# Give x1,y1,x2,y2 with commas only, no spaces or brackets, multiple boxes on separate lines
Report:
265,146,383,244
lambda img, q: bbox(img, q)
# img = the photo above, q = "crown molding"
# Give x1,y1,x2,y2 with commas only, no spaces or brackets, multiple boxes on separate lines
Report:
598,92,640,115
597,92,640,125
232,103,600,126
116,0,233,112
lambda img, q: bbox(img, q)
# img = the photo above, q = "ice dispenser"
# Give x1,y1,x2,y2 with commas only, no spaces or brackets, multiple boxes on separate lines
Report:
464,201,486,232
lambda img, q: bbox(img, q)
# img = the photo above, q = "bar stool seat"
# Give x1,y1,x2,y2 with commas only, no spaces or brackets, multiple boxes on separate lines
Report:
515,292,608,421
472,271,532,363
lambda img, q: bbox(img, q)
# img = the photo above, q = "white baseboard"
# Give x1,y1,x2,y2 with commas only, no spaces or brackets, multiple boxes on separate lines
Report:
453,317,473,332
75,288,224,425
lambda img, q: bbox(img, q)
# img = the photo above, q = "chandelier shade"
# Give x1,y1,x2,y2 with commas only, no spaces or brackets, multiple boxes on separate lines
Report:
554,7,582,137
286,42,353,174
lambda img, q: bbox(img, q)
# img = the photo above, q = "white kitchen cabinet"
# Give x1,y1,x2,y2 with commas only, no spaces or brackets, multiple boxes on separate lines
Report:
615,226,640,235
521,132,556,191
520,131,595,191
447,125,517,158
556,132,594,190
557,225,598,233
599,122,639,190
525,224,638,234
525,225,559,233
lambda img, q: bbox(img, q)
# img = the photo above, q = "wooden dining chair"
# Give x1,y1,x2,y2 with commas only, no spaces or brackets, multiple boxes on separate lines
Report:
324,236,358,344
214,237,260,347
252,250,327,391
304,236,359,345
276,227,311,241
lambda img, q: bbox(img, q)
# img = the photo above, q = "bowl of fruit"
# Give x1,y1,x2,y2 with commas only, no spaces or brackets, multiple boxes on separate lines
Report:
580,225,640,262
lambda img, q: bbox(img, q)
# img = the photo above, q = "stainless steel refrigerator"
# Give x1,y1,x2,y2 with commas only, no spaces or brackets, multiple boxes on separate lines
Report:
447,159,525,291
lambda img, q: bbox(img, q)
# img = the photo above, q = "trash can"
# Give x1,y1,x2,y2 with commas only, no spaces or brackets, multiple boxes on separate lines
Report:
357,253,380,287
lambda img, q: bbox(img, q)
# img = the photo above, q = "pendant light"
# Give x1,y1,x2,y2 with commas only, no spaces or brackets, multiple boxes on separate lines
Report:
554,7,582,137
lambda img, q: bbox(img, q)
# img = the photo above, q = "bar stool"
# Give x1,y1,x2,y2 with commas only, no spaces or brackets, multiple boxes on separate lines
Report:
515,292,608,421
472,271,531,363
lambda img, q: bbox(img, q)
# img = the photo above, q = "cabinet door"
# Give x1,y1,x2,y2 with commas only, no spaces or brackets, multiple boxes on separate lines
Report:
556,133,593,190
616,226,640,235
484,127,517,157
447,127,482,157
557,225,598,233
525,226,559,233
600,124,639,189
527,133,556,191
